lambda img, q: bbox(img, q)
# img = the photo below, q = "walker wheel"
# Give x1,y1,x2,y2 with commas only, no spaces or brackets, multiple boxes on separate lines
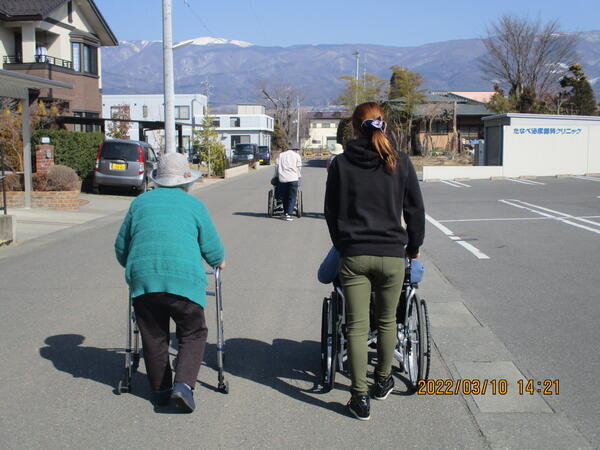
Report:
117,379,130,394
218,380,229,394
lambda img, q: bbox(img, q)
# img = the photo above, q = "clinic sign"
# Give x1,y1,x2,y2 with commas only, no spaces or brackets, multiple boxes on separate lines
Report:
513,127,583,135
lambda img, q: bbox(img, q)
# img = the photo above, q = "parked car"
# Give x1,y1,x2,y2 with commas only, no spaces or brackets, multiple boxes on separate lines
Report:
257,146,271,165
231,143,258,165
188,145,203,164
93,139,158,195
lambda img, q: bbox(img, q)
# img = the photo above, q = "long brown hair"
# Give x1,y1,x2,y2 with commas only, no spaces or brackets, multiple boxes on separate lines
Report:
352,102,398,173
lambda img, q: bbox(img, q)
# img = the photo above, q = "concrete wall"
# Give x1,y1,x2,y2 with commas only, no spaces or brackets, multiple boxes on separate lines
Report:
423,166,503,181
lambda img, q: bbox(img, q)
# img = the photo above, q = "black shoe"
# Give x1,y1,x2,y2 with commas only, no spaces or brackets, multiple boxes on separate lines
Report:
371,374,394,400
347,394,370,421
171,382,195,413
152,389,172,406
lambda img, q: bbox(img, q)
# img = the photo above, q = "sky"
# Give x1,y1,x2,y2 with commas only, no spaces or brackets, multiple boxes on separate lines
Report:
95,0,600,47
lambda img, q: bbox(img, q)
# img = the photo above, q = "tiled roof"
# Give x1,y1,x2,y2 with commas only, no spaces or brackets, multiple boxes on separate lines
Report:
306,111,345,119
0,0,66,19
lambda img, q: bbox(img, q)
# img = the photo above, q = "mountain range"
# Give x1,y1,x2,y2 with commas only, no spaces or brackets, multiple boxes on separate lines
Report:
101,32,600,108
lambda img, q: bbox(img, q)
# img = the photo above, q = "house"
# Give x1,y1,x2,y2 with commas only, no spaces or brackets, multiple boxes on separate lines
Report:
305,111,343,151
102,93,208,151
211,104,274,158
388,92,494,152
0,0,117,119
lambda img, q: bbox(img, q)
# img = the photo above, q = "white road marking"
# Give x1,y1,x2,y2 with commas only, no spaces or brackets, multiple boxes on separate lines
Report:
507,178,545,185
572,175,600,182
451,180,472,187
440,215,600,223
499,199,600,235
426,214,490,259
441,180,468,188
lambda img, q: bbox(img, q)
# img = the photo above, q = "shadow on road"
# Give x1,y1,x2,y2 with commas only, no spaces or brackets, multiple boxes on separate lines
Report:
233,211,325,220
202,338,347,415
303,159,328,168
39,334,151,401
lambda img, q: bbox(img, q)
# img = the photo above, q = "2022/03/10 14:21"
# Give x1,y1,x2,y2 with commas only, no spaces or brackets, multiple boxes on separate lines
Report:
518,379,559,395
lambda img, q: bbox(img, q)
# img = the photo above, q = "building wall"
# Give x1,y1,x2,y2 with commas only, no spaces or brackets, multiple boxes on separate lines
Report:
213,112,274,157
485,114,600,176
307,118,339,149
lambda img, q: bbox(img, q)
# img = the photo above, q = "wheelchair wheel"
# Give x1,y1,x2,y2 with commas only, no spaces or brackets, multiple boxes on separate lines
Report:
267,190,274,217
321,294,338,392
404,294,425,391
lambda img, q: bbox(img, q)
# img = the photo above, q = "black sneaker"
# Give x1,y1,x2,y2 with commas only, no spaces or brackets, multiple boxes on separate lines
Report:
371,374,394,400
347,394,370,421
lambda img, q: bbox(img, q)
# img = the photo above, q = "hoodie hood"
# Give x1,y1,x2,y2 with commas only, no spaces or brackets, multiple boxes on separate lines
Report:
344,138,382,169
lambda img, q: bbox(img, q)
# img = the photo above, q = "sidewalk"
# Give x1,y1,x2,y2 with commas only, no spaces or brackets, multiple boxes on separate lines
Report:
418,253,591,449
2,177,224,246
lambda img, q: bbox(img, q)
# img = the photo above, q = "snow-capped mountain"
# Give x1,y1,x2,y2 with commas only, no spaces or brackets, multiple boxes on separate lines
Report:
102,31,600,107
173,36,253,49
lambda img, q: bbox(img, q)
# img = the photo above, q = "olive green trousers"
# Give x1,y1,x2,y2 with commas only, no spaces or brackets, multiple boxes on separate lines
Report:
340,255,405,395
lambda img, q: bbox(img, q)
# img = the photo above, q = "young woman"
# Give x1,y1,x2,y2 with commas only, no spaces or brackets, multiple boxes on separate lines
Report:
324,102,425,420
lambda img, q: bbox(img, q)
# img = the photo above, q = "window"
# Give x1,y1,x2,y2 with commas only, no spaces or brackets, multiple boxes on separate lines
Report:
71,42,81,71
231,135,250,149
432,121,450,135
329,123,336,128
142,105,148,118
212,118,220,127
175,105,190,120
316,123,322,128
230,117,240,127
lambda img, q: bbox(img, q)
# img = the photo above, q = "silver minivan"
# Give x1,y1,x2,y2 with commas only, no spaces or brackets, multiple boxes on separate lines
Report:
93,139,158,194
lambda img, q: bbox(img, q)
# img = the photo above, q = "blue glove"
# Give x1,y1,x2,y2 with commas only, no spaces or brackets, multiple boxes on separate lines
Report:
410,259,425,283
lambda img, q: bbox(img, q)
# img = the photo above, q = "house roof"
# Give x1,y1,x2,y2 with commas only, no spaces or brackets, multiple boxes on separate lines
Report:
307,111,345,120
0,0,117,46
389,91,493,117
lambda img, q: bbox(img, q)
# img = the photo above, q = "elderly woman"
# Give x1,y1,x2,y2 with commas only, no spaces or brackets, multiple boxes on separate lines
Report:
115,152,225,413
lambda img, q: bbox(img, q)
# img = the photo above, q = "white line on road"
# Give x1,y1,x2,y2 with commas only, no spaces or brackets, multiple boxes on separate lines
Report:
426,213,490,259
439,215,600,223
507,178,546,185
441,180,470,188
572,175,600,182
499,199,600,235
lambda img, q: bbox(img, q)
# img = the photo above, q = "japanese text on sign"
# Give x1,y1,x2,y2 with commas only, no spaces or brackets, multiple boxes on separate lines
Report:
513,127,582,135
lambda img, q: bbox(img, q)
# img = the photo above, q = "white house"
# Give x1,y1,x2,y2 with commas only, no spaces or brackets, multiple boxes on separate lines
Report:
211,104,274,158
102,93,207,151
305,111,343,151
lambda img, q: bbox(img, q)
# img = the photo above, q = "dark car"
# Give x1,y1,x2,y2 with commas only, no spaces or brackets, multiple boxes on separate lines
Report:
188,145,203,164
231,143,258,165
93,139,158,194
257,146,271,165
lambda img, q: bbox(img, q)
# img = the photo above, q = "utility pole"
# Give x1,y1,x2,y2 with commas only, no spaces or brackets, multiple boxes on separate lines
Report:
296,96,300,146
202,79,212,178
162,0,176,154
353,50,360,107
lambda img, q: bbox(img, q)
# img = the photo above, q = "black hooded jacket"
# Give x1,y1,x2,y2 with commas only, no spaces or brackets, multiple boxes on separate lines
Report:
324,137,425,258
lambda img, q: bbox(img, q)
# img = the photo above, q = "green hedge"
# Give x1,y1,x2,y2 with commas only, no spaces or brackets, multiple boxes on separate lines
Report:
32,130,104,178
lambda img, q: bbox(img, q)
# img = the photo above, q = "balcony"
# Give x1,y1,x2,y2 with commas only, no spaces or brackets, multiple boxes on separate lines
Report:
3,55,73,70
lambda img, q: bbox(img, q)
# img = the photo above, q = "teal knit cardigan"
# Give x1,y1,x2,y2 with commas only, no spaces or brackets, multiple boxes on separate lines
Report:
115,187,224,307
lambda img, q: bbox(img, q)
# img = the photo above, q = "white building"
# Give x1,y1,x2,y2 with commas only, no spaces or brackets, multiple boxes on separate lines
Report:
305,111,343,151
211,104,274,158
102,93,208,151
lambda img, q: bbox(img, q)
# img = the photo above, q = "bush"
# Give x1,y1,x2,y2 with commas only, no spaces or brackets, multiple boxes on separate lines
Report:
32,172,48,191
3,173,23,191
32,130,104,178
46,165,79,191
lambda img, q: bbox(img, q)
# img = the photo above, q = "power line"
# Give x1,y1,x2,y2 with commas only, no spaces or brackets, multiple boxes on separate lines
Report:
181,0,215,36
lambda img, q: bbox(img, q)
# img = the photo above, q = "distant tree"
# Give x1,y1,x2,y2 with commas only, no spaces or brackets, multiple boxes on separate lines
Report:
559,64,598,115
271,123,288,152
385,66,425,154
193,109,227,177
107,104,131,139
480,15,578,110
258,78,302,140
337,73,387,112
336,117,354,149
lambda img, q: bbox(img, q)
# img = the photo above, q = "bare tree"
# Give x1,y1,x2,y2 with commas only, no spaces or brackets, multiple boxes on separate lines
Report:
480,15,578,100
257,79,303,142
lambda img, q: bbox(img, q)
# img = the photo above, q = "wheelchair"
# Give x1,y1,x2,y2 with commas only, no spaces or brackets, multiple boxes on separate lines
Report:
320,260,431,392
116,268,229,395
267,187,303,218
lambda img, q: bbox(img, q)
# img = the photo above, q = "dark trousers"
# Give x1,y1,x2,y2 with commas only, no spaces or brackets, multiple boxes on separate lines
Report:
280,180,299,215
133,292,208,392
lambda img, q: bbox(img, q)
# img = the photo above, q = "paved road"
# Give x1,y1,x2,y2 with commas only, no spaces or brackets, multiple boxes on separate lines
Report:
0,165,596,448
0,165,484,449
421,175,600,446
